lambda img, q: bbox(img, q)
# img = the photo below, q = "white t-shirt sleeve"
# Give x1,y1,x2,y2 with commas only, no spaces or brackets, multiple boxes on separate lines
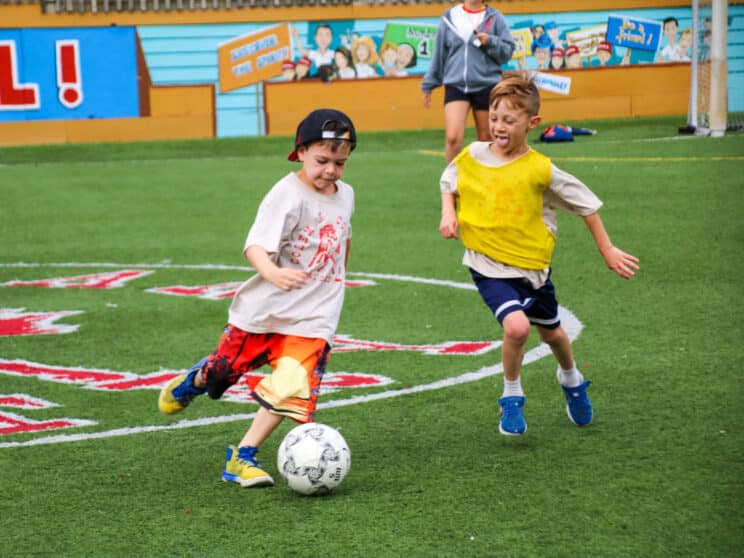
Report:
440,162,459,194
244,180,300,255
545,163,603,217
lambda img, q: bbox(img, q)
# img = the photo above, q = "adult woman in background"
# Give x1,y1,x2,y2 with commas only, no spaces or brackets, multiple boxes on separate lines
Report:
421,0,515,162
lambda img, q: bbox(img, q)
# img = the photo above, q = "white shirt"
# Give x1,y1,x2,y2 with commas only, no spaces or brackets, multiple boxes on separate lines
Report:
336,67,357,79
450,4,486,41
440,142,602,288
355,63,378,79
309,49,334,68
229,173,355,343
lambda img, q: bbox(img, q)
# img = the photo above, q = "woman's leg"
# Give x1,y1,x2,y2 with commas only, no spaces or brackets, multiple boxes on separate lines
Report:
443,100,471,162
473,108,491,142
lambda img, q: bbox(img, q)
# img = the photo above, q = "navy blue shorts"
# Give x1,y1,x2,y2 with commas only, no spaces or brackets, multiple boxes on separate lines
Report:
469,268,561,329
444,84,495,111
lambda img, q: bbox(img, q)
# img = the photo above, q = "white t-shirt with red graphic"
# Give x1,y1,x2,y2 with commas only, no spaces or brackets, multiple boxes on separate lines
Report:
228,172,354,344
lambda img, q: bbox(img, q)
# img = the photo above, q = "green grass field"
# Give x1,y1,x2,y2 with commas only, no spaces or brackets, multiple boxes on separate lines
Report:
0,116,742,557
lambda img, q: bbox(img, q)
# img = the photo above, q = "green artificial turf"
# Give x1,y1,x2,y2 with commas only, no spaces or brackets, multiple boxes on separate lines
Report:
0,116,742,557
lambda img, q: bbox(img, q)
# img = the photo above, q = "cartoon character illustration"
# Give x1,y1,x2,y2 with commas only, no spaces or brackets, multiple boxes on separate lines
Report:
532,33,553,70
550,46,565,70
565,45,582,68
596,40,613,66
658,17,679,61
379,41,399,76
351,35,380,79
280,59,296,81
674,29,692,61
294,56,312,80
294,23,335,74
341,30,360,49
333,46,356,80
394,42,417,76
544,21,563,50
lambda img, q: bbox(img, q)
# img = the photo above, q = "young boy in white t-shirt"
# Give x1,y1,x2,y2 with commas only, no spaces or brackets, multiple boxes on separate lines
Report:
159,109,357,487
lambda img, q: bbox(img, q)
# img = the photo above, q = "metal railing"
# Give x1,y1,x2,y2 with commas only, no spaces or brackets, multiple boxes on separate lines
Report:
35,0,464,14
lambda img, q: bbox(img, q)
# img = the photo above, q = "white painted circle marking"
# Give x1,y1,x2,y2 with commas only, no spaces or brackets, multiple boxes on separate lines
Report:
0,262,582,448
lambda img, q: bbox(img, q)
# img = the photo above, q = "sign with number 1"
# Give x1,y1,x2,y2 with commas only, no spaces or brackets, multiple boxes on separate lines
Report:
381,21,438,61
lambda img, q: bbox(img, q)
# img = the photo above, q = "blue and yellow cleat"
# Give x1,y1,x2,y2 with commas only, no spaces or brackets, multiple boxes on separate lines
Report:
560,380,593,426
498,396,527,436
158,364,206,415
222,445,274,488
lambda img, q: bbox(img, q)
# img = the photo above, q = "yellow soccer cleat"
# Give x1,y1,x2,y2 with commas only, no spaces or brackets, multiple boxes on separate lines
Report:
222,444,274,488
158,368,205,415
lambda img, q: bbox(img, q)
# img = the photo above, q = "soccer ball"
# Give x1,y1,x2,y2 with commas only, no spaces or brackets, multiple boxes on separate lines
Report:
277,422,351,495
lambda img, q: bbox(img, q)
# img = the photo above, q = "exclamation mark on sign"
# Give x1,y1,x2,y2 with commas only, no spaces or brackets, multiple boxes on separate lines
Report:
56,40,83,109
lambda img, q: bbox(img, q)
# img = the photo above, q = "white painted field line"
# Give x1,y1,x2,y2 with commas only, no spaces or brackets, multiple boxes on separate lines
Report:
0,309,580,449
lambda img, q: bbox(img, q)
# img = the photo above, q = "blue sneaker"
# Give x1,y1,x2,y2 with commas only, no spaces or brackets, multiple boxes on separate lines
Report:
158,359,207,415
498,396,527,436
560,380,593,426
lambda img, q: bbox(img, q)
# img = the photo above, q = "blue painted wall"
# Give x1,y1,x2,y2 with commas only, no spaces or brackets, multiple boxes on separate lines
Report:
0,26,139,122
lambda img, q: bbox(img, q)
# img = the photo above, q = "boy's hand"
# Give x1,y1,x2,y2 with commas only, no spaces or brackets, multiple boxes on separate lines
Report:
245,245,309,291
602,246,640,280
269,268,310,291
439,214,460,239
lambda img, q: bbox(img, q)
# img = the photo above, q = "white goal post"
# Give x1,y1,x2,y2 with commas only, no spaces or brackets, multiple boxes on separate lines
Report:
686,0,731,136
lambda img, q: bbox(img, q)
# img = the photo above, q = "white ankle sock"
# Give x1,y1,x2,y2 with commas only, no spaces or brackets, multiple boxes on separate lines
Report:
502,378,524,398
557,365,584,388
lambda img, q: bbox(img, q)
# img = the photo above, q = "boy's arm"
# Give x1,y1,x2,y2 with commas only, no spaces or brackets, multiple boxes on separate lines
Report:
439,192,459,239
244,245,309,291
582,212,640,280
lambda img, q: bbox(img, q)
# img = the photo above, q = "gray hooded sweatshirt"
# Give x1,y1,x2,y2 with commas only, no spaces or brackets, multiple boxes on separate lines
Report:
421,5,515,94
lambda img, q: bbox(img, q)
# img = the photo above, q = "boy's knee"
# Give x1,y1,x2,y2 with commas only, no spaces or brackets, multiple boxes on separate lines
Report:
203,356,241,400
502,312,531,343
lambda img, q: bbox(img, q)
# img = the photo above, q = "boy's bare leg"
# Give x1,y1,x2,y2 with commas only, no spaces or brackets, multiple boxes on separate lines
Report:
499,311,530,435
239,406,284,448
501,311,531,381
193,369,206,388
537,325,574,371
189,363,284,446
538,325,592,425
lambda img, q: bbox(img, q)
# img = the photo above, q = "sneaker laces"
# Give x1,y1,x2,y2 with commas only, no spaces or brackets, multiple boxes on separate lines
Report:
564,381,590,402
502,404,521,419
501,397,523,412
237,446,261,467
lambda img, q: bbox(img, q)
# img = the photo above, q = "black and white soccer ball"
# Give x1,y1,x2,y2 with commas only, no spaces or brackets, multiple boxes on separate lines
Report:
277,422,351,495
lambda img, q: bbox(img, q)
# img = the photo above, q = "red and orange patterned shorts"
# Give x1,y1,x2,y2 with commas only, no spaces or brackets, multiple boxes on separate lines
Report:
202,324,330,423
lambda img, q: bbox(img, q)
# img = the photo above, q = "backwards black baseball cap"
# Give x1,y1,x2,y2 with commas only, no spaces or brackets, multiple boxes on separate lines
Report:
287,108,357,162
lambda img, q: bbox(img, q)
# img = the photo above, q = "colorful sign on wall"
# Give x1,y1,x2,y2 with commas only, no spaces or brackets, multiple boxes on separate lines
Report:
606,14,662,52
0,27,139,122
511,28,533,60
217,23,292,93
381,21,438,61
